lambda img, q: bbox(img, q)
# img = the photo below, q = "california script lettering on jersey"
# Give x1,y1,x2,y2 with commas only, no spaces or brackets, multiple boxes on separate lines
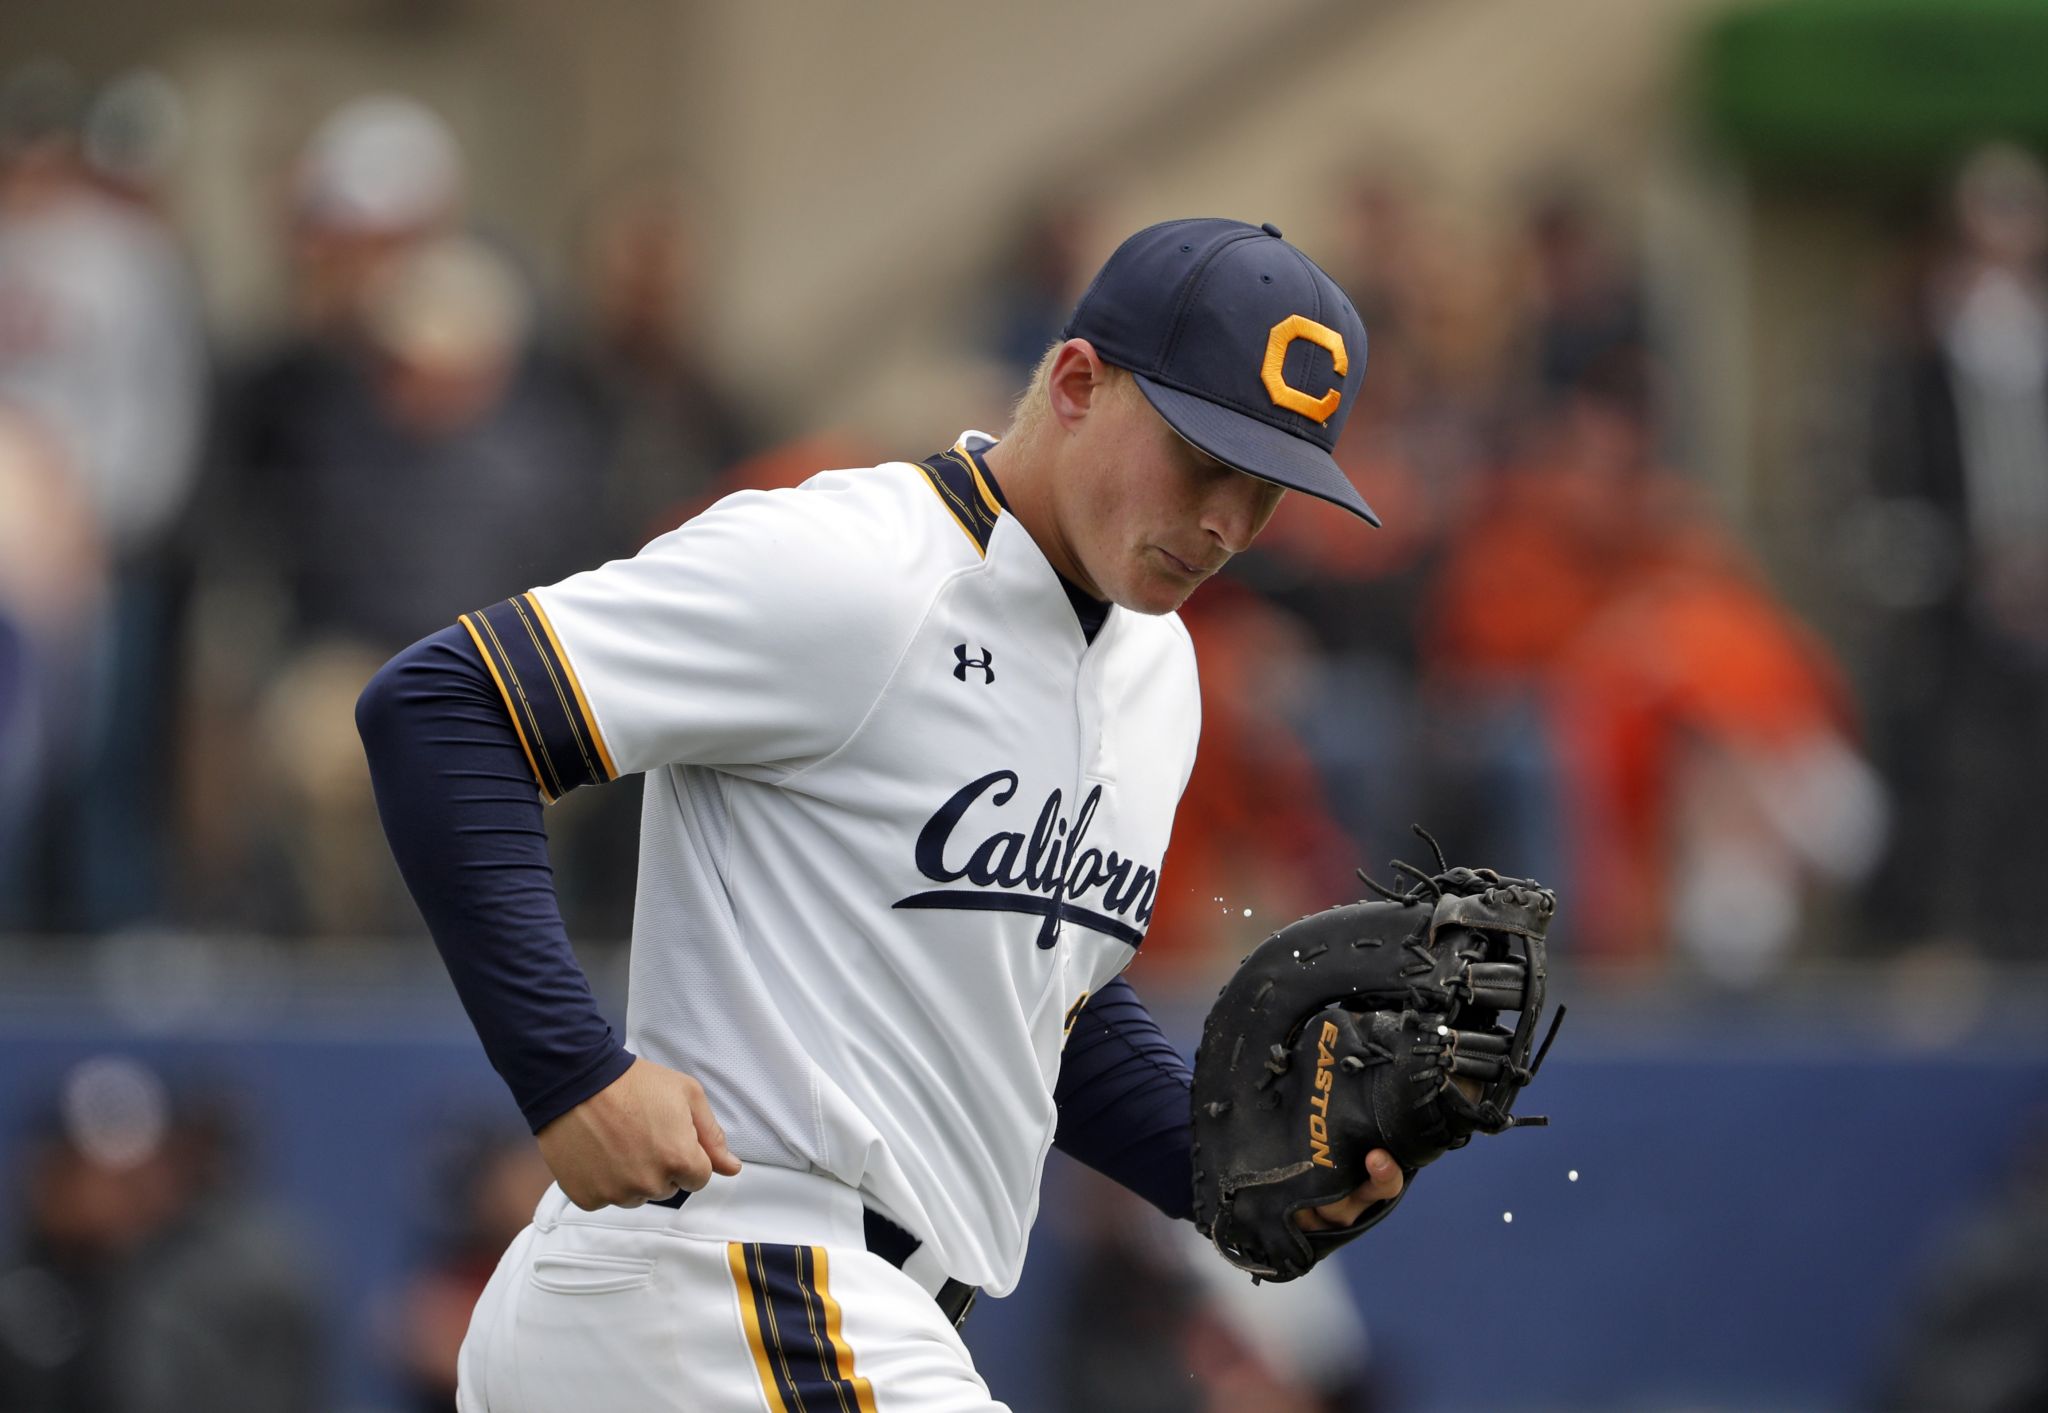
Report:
897,770,1162,947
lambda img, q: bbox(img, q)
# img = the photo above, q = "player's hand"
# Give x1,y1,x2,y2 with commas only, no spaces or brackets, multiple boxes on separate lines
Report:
1293,1148,1403,1232
1292,1074,1467,1230
536,1056,742,1211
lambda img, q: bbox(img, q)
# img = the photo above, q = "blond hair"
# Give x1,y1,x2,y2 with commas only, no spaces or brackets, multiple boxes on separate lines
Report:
1003,340,1138,447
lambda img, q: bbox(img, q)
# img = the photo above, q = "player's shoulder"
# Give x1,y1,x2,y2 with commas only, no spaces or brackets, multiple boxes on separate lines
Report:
683,456,978,565
636,456,980,608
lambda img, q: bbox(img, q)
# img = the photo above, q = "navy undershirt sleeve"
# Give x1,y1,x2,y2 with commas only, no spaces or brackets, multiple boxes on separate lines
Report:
356,624,632,1132
1053,975,1196,1221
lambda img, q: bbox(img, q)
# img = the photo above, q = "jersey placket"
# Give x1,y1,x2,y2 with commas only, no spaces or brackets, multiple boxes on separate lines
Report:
1046,613,1122,955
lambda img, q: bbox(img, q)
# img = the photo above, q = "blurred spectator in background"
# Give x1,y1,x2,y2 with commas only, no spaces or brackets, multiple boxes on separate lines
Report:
1142,580,1361,976
0,61,208,932
249,229,603,647
1051,1176,1381,1413
117,1081,328,1413
182,92,462,931
281,92,463,338
1056,1171,1196,1408
190,95,608,935
1326,164,1429,343
1421,358,1882,971
1411,373,1636,916
574,174,755,555
1859,142,2048,959
1181,1233,1380,1413
0,406,104,929
224,95,607,653
1050,1180,1199,1413
1512,178,1646,408
983,197,1099,380
1550,513,1886,977
1874,1115,2048,1412
384,1130,550,1413
0,1057,325,1411
0,1056,182,1408
1371,210,1521,503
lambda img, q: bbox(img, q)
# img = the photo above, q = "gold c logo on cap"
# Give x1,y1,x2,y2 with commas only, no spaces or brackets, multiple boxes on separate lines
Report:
1261,315,1348,423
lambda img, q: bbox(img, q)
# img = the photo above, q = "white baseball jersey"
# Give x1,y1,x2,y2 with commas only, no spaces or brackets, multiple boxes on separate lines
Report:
505,434,1200,1295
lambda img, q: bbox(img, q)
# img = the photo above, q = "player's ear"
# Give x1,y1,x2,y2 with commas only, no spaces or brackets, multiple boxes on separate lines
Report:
1045,338,1112,430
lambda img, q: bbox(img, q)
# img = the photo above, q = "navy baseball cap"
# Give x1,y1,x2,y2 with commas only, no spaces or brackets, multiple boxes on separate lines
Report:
1062,217,1377,526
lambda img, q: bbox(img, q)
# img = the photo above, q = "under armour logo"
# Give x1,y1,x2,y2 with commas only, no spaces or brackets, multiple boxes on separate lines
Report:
952,644,994,684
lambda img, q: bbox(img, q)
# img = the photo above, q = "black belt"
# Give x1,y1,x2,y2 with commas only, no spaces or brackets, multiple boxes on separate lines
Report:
650,1187,980,1328
860,1205,980,1328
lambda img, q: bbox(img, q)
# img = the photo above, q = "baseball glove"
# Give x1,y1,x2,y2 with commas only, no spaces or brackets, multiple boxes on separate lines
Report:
1190,828,1565,1281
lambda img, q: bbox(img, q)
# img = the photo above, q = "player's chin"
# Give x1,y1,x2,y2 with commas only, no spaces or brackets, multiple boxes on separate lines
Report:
1121,552,1205,614
1119,577,1196,615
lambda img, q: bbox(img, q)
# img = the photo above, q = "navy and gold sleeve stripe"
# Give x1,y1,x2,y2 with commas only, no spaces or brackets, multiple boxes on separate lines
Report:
728,1241,879,1413
916,439,1006,557
458,593,617,802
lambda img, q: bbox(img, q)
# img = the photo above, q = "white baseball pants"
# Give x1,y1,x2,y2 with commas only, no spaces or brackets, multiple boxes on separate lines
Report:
454,1164,1008,1412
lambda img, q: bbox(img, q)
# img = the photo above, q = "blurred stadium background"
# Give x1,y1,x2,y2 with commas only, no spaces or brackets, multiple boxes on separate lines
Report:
2,0,2047,1408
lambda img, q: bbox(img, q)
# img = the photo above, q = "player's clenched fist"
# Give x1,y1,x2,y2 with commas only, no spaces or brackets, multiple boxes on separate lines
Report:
537,1057,742,1210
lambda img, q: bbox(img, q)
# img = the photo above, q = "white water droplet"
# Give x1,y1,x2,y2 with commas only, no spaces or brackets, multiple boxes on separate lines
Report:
1502,1212,1513,1223
1242,909,1253,918
1437,1024,1450,1036
1568,1170,1579,1182
1292,950,1300,959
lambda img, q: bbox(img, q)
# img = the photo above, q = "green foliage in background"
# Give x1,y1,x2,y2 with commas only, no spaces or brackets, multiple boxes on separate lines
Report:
1698,0,2048,180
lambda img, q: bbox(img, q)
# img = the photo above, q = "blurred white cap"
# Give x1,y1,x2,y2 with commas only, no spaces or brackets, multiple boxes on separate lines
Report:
60,1055,169,1170
295,93,462,234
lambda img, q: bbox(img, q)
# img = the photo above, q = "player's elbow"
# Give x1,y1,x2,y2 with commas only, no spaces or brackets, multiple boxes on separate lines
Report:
354,650,407,760
357,622,504,763
355,624,467,754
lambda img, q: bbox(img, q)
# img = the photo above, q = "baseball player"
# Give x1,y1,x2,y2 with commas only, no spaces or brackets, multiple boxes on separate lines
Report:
357,217,1399,1411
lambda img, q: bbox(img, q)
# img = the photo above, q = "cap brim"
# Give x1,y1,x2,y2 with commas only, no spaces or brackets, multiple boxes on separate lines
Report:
1134,375,1380,527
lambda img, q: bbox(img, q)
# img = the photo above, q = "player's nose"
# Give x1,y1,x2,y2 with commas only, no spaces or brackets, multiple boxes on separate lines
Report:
1202,474,1283,555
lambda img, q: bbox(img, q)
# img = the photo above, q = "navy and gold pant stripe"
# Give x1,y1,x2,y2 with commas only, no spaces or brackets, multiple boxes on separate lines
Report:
916,440,1005,557
459,593,617,803
728,1242,879,1413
